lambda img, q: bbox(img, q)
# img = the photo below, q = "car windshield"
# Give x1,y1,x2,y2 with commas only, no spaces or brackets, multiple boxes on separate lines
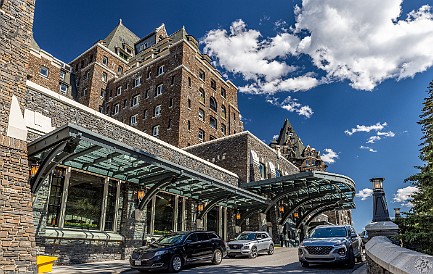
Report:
236,233,256,241
156,233,187,245
310,227,347,238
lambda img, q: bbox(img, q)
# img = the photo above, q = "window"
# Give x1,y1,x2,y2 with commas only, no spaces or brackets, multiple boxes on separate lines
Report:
134,76,142,88
171,75,175,85
143,109,148,119
131,94,140,107
210,97,217,112
221,124,226,135
147,70,152,79
123,99,127,108
199,69,205,81
233,113,236,120
210,79,216,90
46,168,65,227
130,114,138,126
210,135,216,141
89,55,94,62
209,116,217,129
168,119,172,129
157,65,165,76
113,103,120,115
125,82,129,90
39,66,49,78
259,163,266,179
145,89,150,99
118,66,123,75
152,125,160,137
64,171,104,230
198,108,204,121
276,170,281,177
102,56,108,66
221,87,226,98
169,98,173,108
199,88,205,103
102,72,107,82
60,70,66,81
154,105,161,117
198,129,205,142
188,99,191,109
116,86,122,96
187,120,191,131
104,180,118,231
188,77,192,87
221,105,226,119
100,89,105,98
83,88,87,97
155,84,163,97
80,59,84,68
59,83,68,94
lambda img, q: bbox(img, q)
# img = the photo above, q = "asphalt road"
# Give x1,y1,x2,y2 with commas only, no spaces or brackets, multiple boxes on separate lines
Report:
126,247,364,274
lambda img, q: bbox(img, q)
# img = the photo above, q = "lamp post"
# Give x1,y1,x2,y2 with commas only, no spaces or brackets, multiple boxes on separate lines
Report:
394,208,401,219
370,178,390,222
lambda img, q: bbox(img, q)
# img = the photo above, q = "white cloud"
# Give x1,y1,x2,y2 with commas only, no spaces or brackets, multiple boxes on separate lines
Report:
393,186,419,207
202,1,433,94
360,146,378,153
266,96,314,118
356,188,373,200
345,122,387,136
377,131,396,137
273,134,279,140
321,148,339,164
367,136,381,144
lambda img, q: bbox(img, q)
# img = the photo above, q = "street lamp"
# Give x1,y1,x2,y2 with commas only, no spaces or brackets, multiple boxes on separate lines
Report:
137,190,145,201
197,203,204,212
236,212,241,220
394,208,401,218
370,178,384,190
279,205,285,213
293,212,299,218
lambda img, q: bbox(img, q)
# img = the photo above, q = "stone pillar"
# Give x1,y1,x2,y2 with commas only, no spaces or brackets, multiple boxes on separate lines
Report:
0,0,37,272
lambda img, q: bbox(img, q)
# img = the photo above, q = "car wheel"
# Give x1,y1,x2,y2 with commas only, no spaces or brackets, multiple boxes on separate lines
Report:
168,254,183,273
267,244,274,255
249,246,258,259
345,248,355,269
300,261,309,267
212,249,223,265
228,254,236,258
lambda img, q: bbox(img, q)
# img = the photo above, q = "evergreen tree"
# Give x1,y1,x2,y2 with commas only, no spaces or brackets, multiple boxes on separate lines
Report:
401,80,433,255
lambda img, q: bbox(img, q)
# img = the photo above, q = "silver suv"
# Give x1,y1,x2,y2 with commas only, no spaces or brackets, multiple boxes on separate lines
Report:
227,231,274,258
298,225,362,268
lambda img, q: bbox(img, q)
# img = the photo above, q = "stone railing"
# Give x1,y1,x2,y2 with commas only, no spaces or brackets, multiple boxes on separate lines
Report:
365,236,433,274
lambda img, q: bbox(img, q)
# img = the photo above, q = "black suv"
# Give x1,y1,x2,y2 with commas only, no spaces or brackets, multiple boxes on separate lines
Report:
130,231,227,273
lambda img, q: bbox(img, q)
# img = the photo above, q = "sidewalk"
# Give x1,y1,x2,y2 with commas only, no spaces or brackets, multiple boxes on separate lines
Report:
50,260,132,274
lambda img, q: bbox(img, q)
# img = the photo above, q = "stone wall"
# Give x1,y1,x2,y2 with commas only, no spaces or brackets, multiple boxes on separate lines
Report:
0,0,36,272
366,236,433,274
185,132,299,184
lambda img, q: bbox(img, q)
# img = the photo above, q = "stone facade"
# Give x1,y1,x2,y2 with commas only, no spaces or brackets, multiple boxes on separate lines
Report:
0,0,37,272
184,131,299,184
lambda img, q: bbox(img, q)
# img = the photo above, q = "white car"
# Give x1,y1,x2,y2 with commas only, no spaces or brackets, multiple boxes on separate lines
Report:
227,231,274,259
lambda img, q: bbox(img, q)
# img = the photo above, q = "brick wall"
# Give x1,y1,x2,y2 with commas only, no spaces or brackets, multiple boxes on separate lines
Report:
0,0,37,272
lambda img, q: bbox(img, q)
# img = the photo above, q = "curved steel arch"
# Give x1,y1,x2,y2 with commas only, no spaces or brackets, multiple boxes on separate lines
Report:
138,175,179,210
296,200,342,229
238,205,266,226
304,202,354,227
197,195,233,220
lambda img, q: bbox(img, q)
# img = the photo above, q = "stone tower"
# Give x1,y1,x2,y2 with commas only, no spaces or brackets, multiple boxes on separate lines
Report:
0,0,36,272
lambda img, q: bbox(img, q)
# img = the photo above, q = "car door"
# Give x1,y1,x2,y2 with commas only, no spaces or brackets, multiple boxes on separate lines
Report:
262,233,272,250
256,233,267,251
184,233,200,262
349,227,361,256
197,232,213,259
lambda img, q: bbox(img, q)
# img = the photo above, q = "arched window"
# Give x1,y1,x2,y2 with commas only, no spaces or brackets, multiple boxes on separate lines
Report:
210,97,217,112
221,105,226,119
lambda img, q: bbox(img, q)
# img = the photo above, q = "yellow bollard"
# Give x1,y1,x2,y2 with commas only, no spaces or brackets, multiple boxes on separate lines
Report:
36,255,58,273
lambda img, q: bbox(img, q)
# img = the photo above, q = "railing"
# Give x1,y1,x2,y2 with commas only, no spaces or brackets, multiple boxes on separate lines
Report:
365,236,433,274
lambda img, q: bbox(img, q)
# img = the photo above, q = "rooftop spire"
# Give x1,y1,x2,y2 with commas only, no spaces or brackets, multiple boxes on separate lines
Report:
119,18,123,25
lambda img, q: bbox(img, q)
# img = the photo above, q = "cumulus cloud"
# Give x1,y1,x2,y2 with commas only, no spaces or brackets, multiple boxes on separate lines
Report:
367,136,381,144
266,96,314,118
360,146,378,153
393,186,419,207
345,122,388,136
202,1,433,94
356,188,374,200
321,148,339,164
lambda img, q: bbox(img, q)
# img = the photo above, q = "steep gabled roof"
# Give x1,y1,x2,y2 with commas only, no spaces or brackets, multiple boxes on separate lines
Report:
275,118,305,158
103,19,140,53
30,34,41,51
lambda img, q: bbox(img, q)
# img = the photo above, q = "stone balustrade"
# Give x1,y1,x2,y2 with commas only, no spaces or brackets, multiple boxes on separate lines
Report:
365,236,433,274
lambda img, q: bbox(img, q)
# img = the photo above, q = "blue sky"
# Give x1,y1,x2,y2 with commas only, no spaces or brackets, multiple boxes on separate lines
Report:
33,0,432,232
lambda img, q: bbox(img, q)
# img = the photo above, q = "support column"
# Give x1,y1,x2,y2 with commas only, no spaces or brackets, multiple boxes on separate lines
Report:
173,195,179,232
0,0,37,271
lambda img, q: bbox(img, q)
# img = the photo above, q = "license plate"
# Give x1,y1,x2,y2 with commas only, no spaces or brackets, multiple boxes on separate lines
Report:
135,260,141,266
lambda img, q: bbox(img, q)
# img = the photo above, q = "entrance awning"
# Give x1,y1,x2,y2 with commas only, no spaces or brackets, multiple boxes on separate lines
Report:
240,171,356,226
28,124,269,208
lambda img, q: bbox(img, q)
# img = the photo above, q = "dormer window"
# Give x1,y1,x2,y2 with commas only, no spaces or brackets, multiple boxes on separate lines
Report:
102,56,108,66
199,69,205,81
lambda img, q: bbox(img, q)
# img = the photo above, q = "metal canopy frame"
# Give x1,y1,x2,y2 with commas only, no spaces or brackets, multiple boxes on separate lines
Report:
27,124,269,207
240,171,356,225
